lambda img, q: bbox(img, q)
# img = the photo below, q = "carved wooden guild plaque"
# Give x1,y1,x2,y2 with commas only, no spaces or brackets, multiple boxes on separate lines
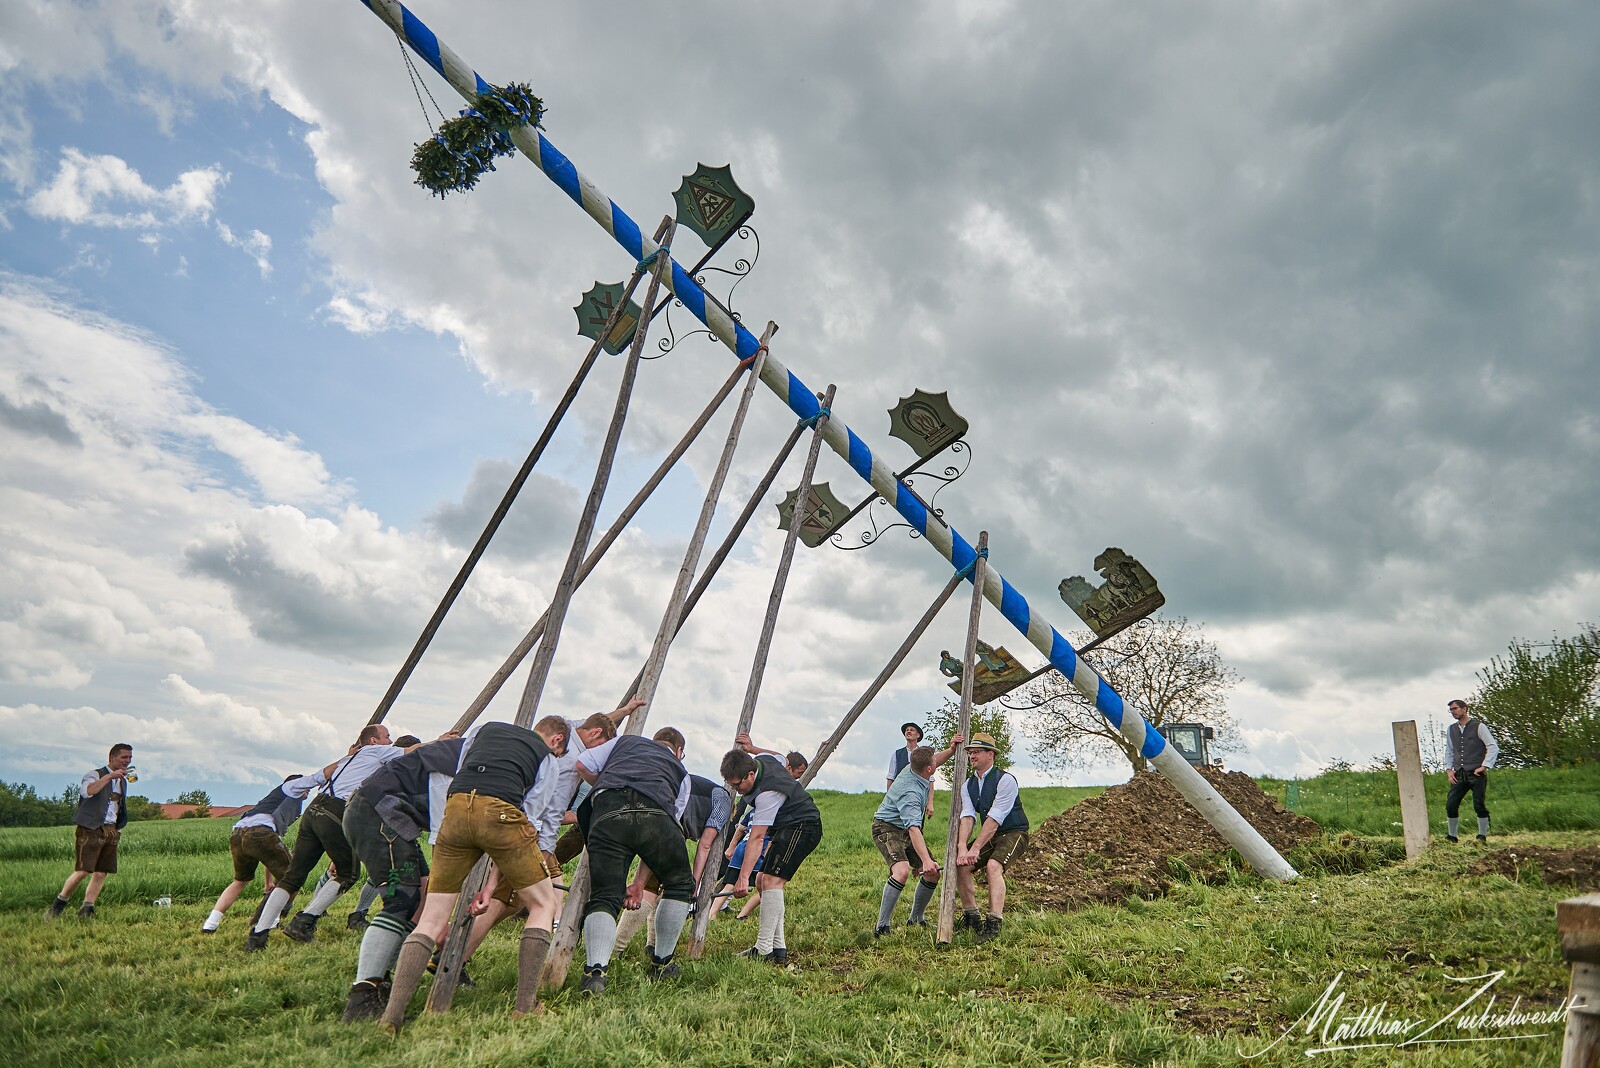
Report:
672,163,755,249
776,481,849,548
1059,547,1164,639
942,641,1034,704
574,280,642,356
887,389,968,458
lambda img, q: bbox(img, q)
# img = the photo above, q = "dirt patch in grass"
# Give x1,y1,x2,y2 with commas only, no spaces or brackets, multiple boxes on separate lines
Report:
1468,845,1600,885
1010,770,1322,911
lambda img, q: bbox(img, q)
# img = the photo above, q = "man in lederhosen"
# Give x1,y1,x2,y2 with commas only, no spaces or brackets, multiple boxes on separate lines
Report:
721,741,824,966
45,743,134,920
871,733,961,936
954,732,1028,942
379,715,570,1031
1444,698,1500,844
339,733,468,1022
201,772,317,932
247,724,404,950
571,726,696,994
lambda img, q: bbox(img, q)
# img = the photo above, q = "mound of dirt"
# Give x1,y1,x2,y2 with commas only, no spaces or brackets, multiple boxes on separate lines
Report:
1009,769,1321,911
1468,846,1600,886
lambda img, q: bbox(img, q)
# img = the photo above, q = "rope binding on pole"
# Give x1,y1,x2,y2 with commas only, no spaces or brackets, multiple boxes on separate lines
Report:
954,545,988,581
738,343,769,371
411,82,544,198
797,406,831,430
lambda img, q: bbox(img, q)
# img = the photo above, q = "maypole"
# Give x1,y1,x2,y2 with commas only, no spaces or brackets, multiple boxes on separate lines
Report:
353,0,1297,881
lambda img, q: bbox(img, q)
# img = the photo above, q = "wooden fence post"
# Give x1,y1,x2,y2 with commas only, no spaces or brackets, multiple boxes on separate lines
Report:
1391,720,1430,861
1559,894,1600,1068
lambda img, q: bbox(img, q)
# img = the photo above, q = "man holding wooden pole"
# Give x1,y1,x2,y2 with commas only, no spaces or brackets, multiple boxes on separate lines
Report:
872,734,962,936
954,732,1029,942
720,745,824,966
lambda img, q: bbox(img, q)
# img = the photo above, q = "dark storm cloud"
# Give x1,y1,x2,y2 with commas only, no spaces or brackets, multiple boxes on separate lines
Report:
425,460,583,561
0,391,80,446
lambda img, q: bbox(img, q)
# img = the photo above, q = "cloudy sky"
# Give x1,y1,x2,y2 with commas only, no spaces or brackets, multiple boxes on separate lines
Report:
1,0,1595,807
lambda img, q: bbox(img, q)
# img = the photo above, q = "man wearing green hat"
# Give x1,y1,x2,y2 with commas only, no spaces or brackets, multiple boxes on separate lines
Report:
954,732,1028,942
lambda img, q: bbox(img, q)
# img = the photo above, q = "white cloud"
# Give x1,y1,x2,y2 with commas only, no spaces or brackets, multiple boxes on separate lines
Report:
215,220,271,276
26,148,224,229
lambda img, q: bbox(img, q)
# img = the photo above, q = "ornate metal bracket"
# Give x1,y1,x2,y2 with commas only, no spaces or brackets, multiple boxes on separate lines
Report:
654,223,759,358
828,439,970,550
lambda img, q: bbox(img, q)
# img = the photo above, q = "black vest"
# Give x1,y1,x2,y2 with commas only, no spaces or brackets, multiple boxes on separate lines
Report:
966,768,1028,834
747,754,821,830
450,723,551,809
680,774,729,839
360,738,467,840
892,746,912,778
1450,719,1488,771
244,782,305,836
595,735,687,816
73,767,126,830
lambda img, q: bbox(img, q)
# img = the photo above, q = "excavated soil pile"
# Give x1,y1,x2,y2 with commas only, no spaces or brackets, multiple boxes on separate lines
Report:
1469,846,1600,886
1009,769,1321,911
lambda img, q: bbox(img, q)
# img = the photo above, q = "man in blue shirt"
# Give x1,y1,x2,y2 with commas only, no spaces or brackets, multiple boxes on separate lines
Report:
871,733,961,936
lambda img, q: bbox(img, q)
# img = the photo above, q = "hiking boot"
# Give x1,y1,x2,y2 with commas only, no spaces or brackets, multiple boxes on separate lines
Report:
646,954,680,982
644,943,655,961
341,980,385,1024
283,910,320,944
244,927,271,952
767,948,790,967
77,903,96,920
425,953,474,988
579,965,607,996
873,924,891,938
1475,834,1488,844
346,911,370,931
960,910,983,932
1446,835,1459,843
45,897,69,920
907,918,929,929
977,915,1003,943
737,945,769,960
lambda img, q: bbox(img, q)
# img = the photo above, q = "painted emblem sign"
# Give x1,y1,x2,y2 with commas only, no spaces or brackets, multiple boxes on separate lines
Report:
1059,547,1165,639
942,641,1034,704
574,280,642,356
672,163,755,249
776,481,850,548
887,389,968,458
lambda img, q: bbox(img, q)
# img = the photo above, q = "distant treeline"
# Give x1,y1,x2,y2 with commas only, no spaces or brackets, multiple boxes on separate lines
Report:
0,781,165,828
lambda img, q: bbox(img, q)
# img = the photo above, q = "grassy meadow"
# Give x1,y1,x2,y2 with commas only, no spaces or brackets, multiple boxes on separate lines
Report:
1,771,1595,1067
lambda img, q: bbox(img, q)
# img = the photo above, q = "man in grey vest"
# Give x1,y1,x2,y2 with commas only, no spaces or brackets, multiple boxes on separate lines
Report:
955,732,1029,942
1444,698,1499,843
572,725,695,994
201,772,318,932
46,743,134,920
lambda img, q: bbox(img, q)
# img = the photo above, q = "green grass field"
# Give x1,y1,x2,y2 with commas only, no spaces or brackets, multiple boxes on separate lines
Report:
1,772,1593,1067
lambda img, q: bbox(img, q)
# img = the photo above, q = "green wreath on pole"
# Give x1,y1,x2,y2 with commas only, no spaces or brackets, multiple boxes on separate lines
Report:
411,82,544,198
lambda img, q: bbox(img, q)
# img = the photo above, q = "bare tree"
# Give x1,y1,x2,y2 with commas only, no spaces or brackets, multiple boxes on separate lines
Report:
1020,615,1241,775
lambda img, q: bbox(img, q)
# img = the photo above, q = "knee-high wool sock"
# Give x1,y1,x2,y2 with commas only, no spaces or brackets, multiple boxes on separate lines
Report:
357,915,411,982
769,888,788,950
583,912,618,970
254,887,292,933
303,877,345,917
515,929,552,1014
381,933,435,1030
652,899,691,960
1478,817,1490,836
756,887,786,952
909,877,938,924
1448,816,1460,837
877,878,905,928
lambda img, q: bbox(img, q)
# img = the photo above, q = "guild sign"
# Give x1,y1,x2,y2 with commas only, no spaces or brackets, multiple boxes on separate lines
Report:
1059,547,1165,639
776,481,850,548
672,163,755,249
574,280,642,356
887,389,968,458
941,641,1033,704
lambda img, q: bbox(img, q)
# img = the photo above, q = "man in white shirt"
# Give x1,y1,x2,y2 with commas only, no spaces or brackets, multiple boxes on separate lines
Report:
45,743,134,920
955,733,1029,943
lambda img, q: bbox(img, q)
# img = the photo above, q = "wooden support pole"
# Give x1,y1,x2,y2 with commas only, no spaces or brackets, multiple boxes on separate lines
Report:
426,218,675,1013
1391,720,1430,861
365,336,609,727
800,571,966,788
937,530,987,945
1559,894,1600,1068
446,358,751,735
542,323,779,990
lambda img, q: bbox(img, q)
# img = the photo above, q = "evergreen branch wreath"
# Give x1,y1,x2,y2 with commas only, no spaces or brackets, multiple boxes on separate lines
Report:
411,82,544,198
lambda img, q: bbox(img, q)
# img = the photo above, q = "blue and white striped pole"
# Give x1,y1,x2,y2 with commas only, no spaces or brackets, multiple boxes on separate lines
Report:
356,0,1296,880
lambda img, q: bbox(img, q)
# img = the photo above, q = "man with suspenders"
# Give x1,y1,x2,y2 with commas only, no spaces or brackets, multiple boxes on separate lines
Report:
955,732,1029,942
721,742,824,966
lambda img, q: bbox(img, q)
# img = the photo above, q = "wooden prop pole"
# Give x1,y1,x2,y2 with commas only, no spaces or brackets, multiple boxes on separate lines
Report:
1558,894,1600,1068
427,219,674,1012
936,530,987,945
542,323,778,989
686,384,834,958
446,358,752,735
801,572,965,788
